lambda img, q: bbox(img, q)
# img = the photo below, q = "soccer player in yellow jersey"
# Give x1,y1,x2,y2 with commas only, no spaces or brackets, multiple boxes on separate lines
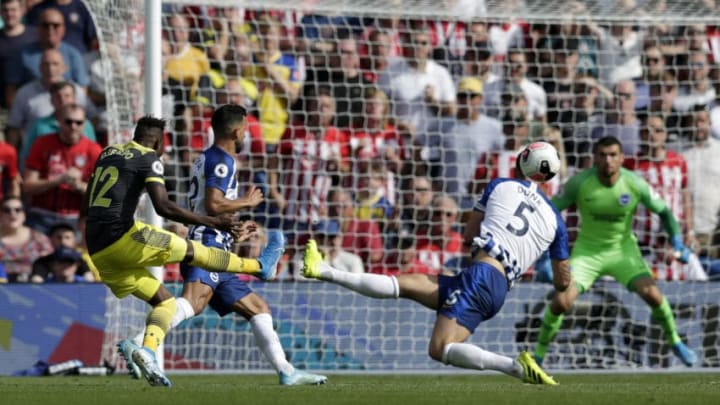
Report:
81,116,285,387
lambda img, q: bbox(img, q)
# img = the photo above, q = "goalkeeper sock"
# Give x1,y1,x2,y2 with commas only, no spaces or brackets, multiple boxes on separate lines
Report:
143,297,176,351
535,308,564,360
189,241,261,275
320,263,399,298
250,313,294,375
651,297,682,345
442,343,521,378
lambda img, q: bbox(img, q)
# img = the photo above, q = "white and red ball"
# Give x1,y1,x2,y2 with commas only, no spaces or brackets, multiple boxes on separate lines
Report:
518,141,560,183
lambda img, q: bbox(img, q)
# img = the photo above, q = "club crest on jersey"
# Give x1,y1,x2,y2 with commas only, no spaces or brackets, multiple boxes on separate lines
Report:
214,163,229,178
151,160,164,175
210,272,219,282
618,193,631,206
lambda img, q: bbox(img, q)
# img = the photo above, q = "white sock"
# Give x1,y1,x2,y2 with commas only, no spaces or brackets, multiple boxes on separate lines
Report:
250,313,294,375
319,263,399,298
132,297,195,346
442,343,523,379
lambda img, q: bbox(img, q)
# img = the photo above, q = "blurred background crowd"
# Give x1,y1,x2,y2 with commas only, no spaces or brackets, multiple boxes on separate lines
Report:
1,0,720,283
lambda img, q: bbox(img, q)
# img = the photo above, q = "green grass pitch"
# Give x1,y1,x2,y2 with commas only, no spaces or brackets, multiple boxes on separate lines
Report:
1,373,719,405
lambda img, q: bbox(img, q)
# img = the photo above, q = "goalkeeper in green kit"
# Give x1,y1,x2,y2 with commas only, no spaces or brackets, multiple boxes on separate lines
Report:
533,136,698,367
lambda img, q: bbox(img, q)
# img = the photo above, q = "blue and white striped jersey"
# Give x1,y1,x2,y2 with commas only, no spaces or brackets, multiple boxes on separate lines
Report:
186,145,238,250
472,178,569,286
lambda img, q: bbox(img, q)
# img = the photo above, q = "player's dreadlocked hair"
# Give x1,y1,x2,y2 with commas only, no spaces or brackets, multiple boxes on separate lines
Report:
133,115,167,143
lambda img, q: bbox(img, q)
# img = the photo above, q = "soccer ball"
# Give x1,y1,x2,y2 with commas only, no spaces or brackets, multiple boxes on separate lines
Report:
517,141,560,183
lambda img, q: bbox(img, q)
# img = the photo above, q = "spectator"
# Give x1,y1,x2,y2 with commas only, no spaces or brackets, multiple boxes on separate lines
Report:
541,38,580,124
682,107,720,271
30,222,94,283
593,79,641,155
462,40,497,86
25,0,97,55
0,0,39,110
0,138,20,200
244,15,302,148
5,49,90,150
648,71,683,149
4,7,88,105
360,29,394,84
507,47,548,122
624,114,707,281
359,16,404,59
441,76,503,209
397,175,434,234
635,43,667,111
354,160,394,224
592,21,644,85
369,231,432,276
323,36,372,129
165,13,210,104
673,51,716,113
379,26,457,139
21,80,96,167
0,195,53,282
328,187,383,268
164,13,211,162
558,75,611,169
22,103,101,233
415,193,463,274
294,219,365,279
299,13,362,50
279,85,349,245
350,86,404,182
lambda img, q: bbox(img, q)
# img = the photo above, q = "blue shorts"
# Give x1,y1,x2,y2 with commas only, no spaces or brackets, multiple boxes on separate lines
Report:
437,262,508,333
180,264,253,316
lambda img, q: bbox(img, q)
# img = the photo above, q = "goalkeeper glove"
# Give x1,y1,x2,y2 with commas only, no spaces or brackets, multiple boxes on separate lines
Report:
671,235,691,264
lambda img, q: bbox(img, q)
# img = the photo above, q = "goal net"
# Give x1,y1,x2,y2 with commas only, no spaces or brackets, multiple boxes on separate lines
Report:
86,0,720,372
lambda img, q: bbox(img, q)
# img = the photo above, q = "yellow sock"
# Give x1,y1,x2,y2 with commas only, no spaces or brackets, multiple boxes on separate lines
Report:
143,298,176,351
189,241,260,275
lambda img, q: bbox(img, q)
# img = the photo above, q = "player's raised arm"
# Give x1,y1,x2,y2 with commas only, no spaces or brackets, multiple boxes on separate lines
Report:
205,185,264,216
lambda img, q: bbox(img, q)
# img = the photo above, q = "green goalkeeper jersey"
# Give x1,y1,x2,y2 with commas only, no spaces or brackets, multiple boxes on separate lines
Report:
551,167,679,247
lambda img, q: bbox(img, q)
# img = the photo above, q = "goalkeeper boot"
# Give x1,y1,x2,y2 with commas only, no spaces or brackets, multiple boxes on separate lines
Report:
672,342,698,367
257,230,286,280
302,239,323,279
132,347,172,387
116,339,141,379
280,369,328,386
516,351,558,385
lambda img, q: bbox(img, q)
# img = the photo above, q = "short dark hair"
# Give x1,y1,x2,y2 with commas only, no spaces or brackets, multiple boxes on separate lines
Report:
211,104,247,139
133,115,166,142
49,81,74,95
593,136,622,153
48,222,75,237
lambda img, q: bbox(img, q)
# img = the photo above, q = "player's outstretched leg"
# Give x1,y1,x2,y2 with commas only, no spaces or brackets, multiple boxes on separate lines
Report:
257,230,286,280
516,351,558,385
117,339,141,379
280,369,328,386
671,341,698,367
302,240,398,298
131,346,172,387
302,239,323,279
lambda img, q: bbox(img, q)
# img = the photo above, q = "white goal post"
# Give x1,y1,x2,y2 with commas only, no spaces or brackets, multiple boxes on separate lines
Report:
84,0,720,373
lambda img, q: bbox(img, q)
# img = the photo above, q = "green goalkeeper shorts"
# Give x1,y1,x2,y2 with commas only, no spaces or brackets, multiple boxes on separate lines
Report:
570,236,653,293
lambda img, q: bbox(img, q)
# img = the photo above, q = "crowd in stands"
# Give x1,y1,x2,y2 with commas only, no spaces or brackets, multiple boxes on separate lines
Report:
1,0,720,283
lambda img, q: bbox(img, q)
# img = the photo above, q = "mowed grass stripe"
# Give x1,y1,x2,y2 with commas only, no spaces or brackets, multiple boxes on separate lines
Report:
1,373,718,405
